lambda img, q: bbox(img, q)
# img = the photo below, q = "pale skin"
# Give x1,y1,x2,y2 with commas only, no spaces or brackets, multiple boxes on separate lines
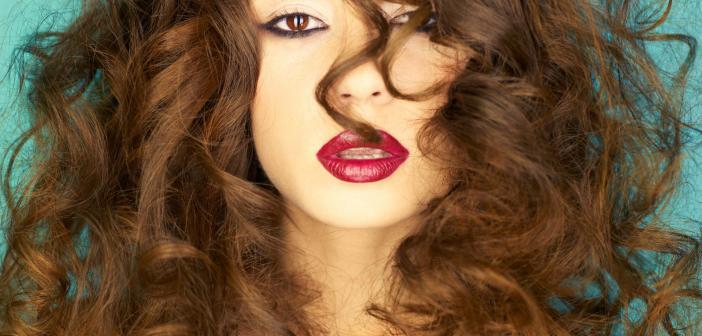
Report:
249,0,468,334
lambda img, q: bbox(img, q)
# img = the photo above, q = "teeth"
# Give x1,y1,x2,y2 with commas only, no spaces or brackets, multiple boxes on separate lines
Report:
337,147,392,159
339,153,390,159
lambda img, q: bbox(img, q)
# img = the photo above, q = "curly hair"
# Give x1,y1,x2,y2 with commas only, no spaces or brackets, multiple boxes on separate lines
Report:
0,0,700,335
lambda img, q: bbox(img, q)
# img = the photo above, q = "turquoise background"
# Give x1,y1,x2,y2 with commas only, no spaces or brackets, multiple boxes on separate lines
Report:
0,0,700,334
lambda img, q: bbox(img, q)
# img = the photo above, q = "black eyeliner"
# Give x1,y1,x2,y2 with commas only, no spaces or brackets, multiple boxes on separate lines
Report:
259,10,436,40
260,12,328,39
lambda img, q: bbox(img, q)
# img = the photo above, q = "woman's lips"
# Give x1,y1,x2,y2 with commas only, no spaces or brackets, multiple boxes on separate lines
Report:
316,129,410,183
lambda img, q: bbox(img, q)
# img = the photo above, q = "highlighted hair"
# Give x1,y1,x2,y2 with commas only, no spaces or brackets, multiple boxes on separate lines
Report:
0,0,700,335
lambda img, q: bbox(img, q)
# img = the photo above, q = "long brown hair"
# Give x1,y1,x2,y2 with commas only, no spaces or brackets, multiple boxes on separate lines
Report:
0,0,700,335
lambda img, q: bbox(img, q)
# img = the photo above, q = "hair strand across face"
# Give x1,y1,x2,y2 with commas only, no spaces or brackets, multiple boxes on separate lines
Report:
0,0,700,335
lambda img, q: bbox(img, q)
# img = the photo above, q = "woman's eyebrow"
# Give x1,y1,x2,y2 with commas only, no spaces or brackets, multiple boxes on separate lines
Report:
258,0,333,11
254,0,418,20
376,1,418,17
254,0,335,20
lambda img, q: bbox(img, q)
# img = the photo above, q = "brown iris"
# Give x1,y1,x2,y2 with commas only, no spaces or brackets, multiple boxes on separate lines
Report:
285,15,309,32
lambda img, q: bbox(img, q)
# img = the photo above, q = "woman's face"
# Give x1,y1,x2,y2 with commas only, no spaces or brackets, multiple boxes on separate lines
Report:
250,0,467,229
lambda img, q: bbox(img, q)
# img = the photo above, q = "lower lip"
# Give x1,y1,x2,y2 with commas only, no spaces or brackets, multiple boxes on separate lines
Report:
317,154,409,183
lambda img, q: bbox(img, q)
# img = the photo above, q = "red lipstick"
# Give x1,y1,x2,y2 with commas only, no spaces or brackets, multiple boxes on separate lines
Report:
316,129,409,183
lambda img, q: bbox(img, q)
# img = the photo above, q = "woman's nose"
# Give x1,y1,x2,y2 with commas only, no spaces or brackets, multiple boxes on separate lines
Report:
333,60,393,108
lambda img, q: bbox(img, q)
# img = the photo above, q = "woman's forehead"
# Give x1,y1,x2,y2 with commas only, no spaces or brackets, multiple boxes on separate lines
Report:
253,0,418,12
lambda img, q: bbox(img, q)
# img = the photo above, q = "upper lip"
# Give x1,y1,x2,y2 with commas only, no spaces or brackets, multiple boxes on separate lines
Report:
316,129,410,159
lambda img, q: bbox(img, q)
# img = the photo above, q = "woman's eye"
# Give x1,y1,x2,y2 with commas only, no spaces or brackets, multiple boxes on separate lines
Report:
262,12,328,39
260,10,437,40
390,11,437,33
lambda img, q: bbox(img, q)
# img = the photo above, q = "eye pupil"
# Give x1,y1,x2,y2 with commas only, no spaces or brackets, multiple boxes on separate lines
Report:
286,15,309,31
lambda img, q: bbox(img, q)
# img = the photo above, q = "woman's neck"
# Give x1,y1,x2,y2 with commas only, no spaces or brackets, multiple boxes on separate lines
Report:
280,202,418,335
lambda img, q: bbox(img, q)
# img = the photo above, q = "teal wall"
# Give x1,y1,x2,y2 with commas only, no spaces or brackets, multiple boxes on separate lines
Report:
0,0,700,334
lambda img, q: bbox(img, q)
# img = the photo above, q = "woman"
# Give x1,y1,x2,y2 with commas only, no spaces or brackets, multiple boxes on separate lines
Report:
0,0,700,335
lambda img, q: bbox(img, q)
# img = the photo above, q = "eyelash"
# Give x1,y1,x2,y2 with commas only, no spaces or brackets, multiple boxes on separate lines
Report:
262,9,437,39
